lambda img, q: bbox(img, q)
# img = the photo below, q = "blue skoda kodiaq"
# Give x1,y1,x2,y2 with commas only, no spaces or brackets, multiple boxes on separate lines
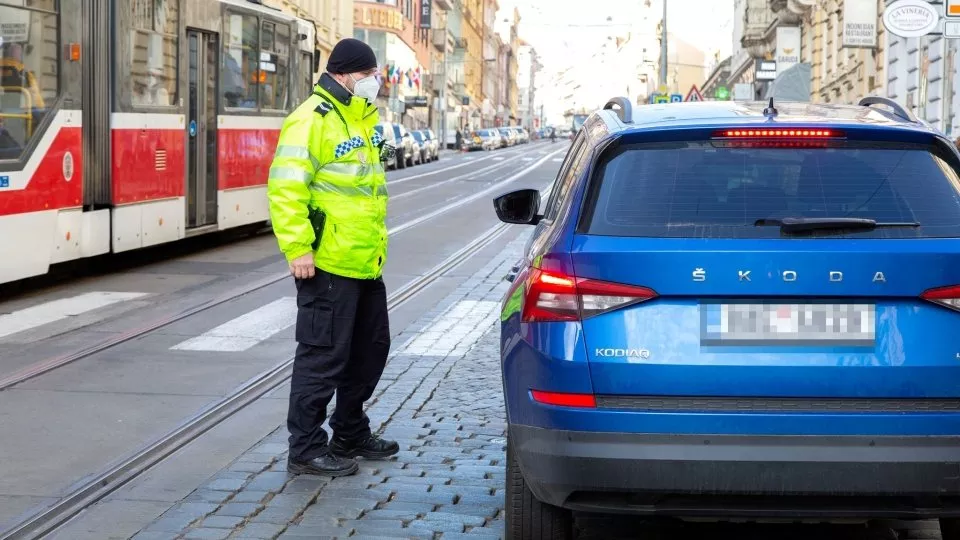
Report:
495,97,960,539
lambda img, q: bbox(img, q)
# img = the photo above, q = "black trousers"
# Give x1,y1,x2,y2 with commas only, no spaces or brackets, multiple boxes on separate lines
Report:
288,269,390,461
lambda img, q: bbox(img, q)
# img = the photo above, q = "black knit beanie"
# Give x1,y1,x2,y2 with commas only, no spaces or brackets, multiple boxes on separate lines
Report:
326,38,377,74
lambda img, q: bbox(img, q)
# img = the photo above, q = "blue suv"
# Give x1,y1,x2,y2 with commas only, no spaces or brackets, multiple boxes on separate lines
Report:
495,96,960,539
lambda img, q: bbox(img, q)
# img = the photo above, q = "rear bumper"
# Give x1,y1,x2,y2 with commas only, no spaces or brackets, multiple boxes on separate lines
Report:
511,425,960,519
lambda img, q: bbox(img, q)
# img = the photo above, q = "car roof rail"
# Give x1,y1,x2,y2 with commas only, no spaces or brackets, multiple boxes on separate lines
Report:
858,96,919,124
603,97,633,123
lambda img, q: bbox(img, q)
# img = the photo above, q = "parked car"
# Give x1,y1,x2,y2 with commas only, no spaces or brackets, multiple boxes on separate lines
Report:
498,127,518,146
413,130,439,162
424,129,441,160
495,96,960,539
479,129,502,150
463,130,486,151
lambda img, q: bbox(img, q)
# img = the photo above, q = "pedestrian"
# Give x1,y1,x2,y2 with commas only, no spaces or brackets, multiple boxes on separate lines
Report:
455,128,463,151
267,37,399,477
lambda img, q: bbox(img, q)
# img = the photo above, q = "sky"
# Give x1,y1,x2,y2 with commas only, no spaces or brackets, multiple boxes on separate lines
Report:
496,0,736,79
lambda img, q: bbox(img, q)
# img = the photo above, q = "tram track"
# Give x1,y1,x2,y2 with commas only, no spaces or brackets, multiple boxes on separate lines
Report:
0,146,564,392
0,218,517,540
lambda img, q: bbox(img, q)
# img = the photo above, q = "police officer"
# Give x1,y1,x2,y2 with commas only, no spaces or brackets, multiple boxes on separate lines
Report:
267,38,398,477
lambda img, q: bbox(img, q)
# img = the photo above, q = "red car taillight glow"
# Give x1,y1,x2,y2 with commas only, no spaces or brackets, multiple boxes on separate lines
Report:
520,268,658,323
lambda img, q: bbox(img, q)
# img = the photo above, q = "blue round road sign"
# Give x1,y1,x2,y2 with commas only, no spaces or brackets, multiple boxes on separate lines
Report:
189,120,197,137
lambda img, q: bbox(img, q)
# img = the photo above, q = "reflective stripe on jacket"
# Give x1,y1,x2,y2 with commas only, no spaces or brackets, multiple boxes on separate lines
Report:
267,74,388,280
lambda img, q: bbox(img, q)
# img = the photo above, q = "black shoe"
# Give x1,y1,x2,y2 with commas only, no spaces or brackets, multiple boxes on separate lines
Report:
287,453,358,477
330,435,400,459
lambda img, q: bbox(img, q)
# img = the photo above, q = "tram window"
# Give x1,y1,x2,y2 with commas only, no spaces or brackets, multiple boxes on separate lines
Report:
0,0,59,160
128,0,179,108
260,21,290,111
223,11,259,109
301,52,314,99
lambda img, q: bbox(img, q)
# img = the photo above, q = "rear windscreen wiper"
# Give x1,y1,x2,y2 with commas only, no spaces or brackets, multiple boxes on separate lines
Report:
754,217,920,234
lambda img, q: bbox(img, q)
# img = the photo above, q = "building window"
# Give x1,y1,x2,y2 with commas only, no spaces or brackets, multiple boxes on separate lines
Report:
223,11,260,108
0,0,59,160
128,0,179,108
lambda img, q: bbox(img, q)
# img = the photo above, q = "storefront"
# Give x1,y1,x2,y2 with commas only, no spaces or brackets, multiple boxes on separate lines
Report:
352,1,432,129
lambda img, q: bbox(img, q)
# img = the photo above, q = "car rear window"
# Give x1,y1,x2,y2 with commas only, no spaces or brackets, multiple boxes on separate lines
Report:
582,142,960,239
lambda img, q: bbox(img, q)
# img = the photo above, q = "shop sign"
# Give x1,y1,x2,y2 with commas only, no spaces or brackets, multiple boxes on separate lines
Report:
420,0,432,29
405,95,428,107
775,27,801,75
843,0,879,48
882,0,939,39
0,5,30,43
755,59,777,81
354,5,405,32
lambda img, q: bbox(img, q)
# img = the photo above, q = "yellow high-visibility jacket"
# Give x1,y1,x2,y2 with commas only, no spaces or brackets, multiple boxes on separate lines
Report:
267,73,388,280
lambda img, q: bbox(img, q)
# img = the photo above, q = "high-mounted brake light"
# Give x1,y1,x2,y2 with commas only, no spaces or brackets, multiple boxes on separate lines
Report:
714,128,843,138
921,285,960,311
531,390,596,408
521,269,658,323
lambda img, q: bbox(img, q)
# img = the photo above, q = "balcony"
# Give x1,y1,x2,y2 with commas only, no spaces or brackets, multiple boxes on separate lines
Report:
740,0,778,58
432,29,447,51
454,37,468,51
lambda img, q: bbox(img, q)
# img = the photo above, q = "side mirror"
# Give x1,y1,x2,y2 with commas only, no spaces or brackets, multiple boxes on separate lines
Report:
494,189,542,225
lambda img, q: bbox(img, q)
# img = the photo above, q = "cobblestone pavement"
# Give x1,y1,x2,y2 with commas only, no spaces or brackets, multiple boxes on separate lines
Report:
130,228,946,540
131,234,525,540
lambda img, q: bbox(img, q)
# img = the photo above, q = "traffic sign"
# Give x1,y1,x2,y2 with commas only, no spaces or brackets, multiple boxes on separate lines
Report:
685,85,704,102
949,0,960,18
670,94,683,103
653,94,670,104
715,86,730,100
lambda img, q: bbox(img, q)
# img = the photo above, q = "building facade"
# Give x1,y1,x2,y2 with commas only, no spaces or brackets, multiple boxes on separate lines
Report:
516,43,540,131
268,0,353,67
352,0,434,127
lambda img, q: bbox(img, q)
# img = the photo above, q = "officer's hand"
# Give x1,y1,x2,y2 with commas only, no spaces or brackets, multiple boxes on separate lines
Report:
290,253,316,280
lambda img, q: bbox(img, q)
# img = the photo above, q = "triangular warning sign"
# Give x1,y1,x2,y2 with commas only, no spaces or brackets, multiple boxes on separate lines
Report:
685,85,704,102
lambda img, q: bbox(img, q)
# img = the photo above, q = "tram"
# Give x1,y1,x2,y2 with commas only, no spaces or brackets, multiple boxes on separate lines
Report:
0,0,319,284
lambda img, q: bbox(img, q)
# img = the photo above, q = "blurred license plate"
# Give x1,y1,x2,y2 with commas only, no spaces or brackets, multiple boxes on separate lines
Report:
700,303,875,346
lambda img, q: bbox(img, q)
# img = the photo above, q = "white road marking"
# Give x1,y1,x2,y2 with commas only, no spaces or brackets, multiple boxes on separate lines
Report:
551,158,562,162
0,292,149,339
171,297,296,352
521,157,534,161
493,157,505,161
394,300,500,357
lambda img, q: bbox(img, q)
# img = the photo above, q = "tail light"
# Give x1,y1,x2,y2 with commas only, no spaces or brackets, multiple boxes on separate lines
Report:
712,128,845,149
921,285,960,311
714,128,843,138
521,268,658,322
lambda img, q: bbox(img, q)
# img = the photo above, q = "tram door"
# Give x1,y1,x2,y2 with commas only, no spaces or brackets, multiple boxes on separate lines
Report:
186,30,219,229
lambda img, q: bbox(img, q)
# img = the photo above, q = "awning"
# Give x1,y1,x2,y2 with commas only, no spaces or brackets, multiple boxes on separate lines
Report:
764,63,812,102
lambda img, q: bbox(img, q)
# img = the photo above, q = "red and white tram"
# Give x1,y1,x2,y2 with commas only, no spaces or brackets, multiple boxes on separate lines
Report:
0,0,318,285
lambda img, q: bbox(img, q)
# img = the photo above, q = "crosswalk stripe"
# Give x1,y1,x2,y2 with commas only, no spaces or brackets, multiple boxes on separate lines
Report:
170,297,296,352
394,300,500,357
0,292,149,339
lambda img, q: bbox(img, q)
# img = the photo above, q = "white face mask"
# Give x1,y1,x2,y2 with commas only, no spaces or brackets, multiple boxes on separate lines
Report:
350,74,380,102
